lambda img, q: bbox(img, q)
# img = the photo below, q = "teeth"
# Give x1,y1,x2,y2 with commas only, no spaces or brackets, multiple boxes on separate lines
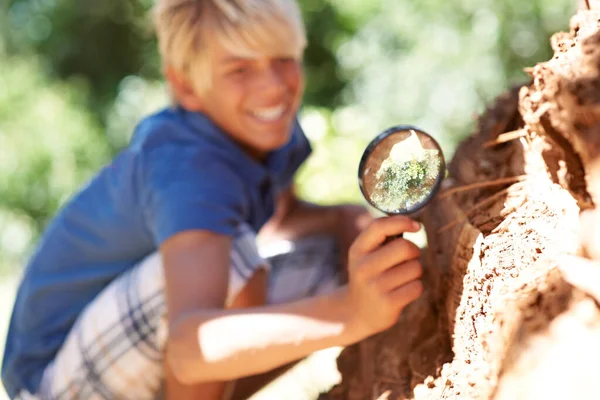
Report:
251,105,286,122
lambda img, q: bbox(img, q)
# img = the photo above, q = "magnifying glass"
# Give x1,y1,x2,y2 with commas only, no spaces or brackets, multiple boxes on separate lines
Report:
358,125,446,237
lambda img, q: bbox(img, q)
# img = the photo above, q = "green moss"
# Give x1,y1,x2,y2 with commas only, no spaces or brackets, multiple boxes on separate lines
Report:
371,150,441,213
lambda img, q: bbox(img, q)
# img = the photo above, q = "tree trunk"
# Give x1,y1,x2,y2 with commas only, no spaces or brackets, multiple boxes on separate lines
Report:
321,7,600,400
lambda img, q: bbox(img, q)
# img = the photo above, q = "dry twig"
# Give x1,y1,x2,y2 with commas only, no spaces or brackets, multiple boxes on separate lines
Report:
439,175,528,199
437,182,526,233
483,129,526,149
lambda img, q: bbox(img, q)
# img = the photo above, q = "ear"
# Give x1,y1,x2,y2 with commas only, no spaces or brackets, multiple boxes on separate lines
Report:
165,66,205,111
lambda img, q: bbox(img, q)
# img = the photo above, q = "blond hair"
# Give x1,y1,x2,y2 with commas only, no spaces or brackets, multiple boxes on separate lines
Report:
152,0,307,94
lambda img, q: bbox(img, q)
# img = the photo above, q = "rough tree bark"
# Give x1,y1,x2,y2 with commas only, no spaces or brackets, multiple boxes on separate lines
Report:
321,7,600,400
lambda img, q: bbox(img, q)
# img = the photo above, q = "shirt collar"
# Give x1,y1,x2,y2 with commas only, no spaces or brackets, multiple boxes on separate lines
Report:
175,106,297,187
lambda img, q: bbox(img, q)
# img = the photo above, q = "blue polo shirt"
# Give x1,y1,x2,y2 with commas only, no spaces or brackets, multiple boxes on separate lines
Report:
1,106,312,398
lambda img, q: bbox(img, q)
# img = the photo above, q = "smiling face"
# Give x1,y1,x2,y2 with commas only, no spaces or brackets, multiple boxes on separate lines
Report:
154,0,307,161
180,34,305,160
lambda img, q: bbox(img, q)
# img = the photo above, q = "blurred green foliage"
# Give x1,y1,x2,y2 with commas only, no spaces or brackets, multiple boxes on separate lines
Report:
0,0,578,272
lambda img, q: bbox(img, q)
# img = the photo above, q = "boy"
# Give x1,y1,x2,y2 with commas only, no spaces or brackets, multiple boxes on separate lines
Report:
1,1,424,399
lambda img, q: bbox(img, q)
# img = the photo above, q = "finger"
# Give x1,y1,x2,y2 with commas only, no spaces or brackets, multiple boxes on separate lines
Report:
350,216,421,258
375,259,423,293
358,239,421,278
557,255,600,302
388,280,424,311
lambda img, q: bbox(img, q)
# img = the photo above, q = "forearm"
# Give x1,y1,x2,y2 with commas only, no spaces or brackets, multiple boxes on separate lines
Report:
164,359,229,400
164,264,268,398
166,287,358,384
261,199,339,241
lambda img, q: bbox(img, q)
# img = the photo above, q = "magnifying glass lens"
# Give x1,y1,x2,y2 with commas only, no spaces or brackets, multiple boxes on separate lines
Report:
359,126,445,215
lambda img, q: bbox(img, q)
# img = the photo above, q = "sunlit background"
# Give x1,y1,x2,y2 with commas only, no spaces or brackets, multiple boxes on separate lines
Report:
0,0,579,398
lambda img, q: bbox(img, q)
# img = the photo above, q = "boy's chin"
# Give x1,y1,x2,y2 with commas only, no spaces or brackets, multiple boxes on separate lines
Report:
258,133,292,153
255,125,294,149
237,128,291,160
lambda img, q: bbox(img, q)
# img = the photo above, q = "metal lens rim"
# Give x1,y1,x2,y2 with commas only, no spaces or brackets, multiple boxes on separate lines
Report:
357,124,447,215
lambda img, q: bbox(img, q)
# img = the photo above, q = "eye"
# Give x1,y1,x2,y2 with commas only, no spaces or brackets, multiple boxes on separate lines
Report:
229,66,249,76
275,57,295,65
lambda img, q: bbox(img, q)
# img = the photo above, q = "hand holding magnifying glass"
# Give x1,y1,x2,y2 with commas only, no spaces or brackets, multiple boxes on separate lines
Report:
358,125,446,240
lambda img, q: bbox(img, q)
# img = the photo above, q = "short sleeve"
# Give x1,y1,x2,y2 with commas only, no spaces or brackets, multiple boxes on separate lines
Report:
140,140,247,245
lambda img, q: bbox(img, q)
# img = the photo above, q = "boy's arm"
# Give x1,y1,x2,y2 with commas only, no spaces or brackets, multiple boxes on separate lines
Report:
260,184,336,238
260,185,373,271
263,184,371,237
161,216,424,385
161,230,233,399
162,231,270,399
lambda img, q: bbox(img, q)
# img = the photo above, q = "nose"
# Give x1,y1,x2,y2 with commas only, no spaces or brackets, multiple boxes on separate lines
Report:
255,64,286,95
